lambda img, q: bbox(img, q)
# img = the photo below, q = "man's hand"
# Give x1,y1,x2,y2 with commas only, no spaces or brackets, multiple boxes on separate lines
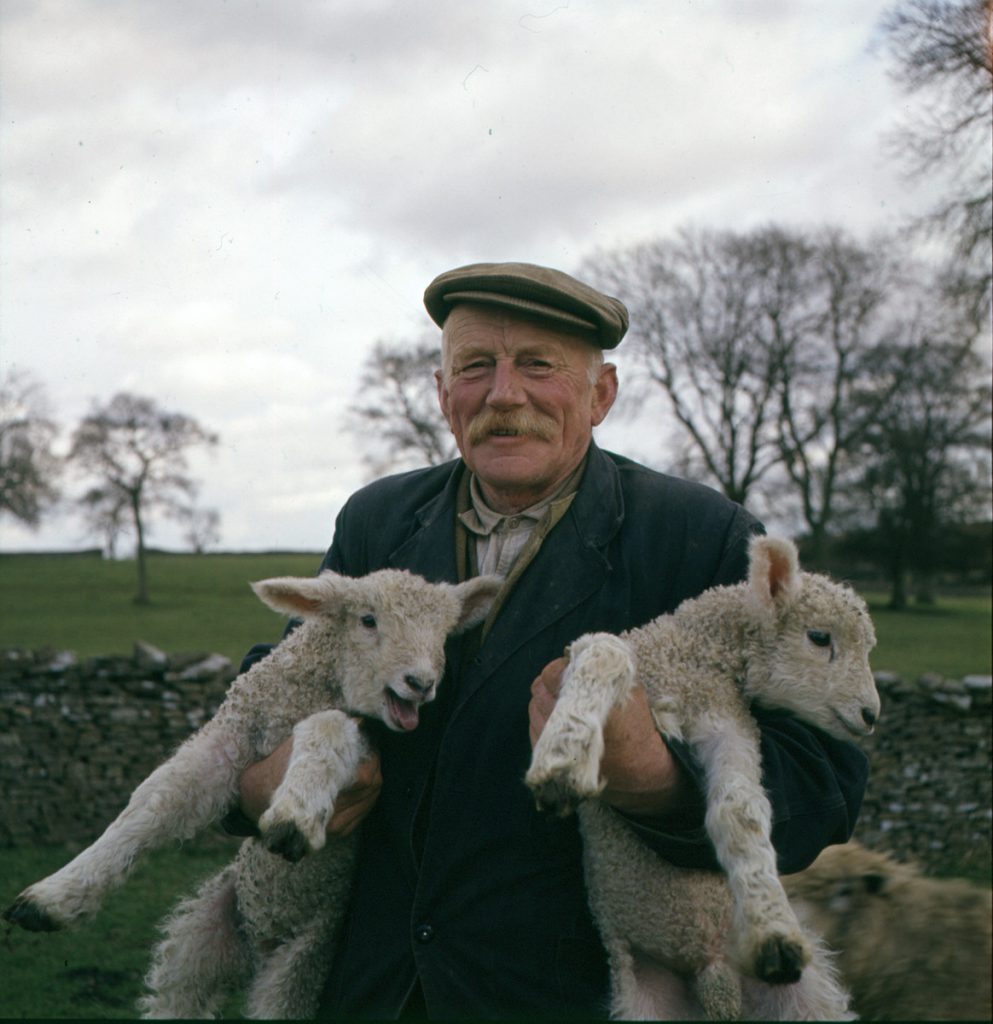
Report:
529,656,692,818
238,732,383,838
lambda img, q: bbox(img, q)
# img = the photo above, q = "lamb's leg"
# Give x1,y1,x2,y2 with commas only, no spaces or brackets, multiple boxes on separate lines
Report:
139,864,249,1019
695,715,811,985
246,922,335,1020
525,633,637,813
258,709,368,861
5,720,248,930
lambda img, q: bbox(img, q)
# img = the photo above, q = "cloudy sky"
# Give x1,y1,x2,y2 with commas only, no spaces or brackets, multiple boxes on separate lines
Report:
0,0,936,553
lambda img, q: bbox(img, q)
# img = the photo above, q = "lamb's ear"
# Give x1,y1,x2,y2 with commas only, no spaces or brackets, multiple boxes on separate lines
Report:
748,535,801,607
251,572,347,619
449,574,503,633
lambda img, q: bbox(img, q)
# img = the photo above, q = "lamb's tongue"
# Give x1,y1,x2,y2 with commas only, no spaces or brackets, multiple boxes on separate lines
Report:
391,693,420,732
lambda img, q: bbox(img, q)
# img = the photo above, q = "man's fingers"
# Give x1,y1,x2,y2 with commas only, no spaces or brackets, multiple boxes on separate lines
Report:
326,753,383,836
528,656,569,747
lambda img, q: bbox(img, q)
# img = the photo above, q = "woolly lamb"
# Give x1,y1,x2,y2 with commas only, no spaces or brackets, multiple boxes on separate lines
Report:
786,841,993,1021
526,535,879,1019
5,568,501,1019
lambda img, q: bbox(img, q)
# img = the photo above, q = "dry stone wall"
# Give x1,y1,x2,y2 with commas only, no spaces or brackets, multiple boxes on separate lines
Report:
0,645,234,848
852,671,992,875
0,646,990,875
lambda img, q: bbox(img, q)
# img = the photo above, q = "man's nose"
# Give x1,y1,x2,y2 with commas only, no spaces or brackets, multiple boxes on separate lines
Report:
487,361,526,407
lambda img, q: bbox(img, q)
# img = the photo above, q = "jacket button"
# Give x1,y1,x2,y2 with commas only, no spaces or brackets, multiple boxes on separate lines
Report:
414,924,434,944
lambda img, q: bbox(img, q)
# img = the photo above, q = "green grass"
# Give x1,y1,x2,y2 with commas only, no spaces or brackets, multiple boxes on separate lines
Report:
0,551,323,665
862,592,992,681
1,552,988,681
0,836,241,1018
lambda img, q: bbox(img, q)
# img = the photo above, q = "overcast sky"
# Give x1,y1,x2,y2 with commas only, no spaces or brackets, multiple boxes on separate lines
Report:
0,0,938,553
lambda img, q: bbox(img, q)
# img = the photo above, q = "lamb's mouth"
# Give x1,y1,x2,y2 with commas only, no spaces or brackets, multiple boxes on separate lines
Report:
386,689,421,732
834,710,872,737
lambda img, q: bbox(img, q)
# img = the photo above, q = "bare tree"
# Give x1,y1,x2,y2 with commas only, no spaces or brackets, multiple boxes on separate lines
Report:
880,0,993,321
0,370,61,528
68,393,219,603
348,336,456,476
775,230,910,566
589,229,798,507
178,506,221,554
847,310,992,607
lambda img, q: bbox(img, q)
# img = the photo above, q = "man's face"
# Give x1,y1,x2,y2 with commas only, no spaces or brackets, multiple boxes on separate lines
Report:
435,304,618,514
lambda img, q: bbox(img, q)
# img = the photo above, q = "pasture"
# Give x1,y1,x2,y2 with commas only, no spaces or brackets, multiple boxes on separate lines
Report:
0,552,989,1017
0,551,989,678
0,551,323,665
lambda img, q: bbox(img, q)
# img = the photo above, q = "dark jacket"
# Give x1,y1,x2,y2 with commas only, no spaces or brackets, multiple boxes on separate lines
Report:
258,444,868,1019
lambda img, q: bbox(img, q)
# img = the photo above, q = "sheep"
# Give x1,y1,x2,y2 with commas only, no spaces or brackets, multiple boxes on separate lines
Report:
526,534,879,1019
785,840,993,1021
4,568,502,1019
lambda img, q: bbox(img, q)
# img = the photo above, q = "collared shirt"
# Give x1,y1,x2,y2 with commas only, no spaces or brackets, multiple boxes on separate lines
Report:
457,460,587,579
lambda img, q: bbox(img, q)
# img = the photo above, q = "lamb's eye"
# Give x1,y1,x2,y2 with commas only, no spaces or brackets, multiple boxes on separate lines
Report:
360,613,377,630
807,630,832,648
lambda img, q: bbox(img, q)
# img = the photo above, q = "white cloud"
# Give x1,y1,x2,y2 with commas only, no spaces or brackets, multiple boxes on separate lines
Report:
0,0,955,553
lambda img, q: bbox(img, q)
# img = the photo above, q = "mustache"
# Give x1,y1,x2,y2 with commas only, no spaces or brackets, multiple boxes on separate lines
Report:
467,410,557,446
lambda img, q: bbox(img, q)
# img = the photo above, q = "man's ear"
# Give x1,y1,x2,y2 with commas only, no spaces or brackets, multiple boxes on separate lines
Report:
591,362,619,427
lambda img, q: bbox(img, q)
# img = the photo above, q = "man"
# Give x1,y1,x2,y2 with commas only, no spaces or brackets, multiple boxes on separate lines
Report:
233,262,868,1019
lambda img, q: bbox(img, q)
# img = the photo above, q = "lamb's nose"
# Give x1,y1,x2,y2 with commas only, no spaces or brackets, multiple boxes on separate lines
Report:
405,674,432,696
862,707,877,728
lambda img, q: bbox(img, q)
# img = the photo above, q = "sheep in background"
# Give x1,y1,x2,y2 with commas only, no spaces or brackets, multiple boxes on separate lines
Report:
527,535,878,1019
786,841,993,1021
5,568,501,1019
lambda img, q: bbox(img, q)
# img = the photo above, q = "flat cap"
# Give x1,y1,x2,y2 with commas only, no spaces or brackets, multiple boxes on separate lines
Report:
423,261,629,349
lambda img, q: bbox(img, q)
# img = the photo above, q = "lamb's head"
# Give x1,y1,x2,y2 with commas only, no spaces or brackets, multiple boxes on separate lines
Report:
252,569,502,732
743,535,880,741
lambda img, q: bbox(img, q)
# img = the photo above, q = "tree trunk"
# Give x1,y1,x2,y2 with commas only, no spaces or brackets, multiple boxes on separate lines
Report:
132,496,150,605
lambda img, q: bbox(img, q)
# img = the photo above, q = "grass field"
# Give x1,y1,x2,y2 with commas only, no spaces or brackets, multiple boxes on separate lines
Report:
0,836,241,1019
1,551,989,679
863,591,992,680
0,551,324,665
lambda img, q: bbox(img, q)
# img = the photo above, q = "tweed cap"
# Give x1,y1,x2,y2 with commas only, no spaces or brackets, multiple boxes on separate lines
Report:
423,261,629,349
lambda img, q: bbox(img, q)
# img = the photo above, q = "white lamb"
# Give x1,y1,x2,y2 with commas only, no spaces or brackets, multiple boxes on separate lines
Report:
4,568,501,1019
526,535,880,1020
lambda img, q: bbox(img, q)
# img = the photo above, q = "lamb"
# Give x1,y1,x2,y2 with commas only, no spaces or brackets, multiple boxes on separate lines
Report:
785,840,993,1021
4,568,501,1019
526,534,879,1019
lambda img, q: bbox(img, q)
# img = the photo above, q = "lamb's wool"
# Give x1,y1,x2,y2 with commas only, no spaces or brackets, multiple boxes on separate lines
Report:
6,569,501,1020
527,535,878,1020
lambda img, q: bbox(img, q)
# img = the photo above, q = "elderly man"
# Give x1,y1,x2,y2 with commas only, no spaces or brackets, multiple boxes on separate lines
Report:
233,262,868,1019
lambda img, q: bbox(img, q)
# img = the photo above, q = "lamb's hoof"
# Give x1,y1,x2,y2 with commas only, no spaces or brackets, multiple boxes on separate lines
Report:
528,780,580,817
4,898,61,932
261,821,310,863
754,935,808,985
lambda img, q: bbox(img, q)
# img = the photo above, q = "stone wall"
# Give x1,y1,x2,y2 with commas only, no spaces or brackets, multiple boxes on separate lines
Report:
852,671,992,875
1,646,990,875
0,645,234,848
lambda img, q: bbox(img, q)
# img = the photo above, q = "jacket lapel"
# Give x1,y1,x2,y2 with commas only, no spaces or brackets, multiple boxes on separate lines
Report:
386,464,463,583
